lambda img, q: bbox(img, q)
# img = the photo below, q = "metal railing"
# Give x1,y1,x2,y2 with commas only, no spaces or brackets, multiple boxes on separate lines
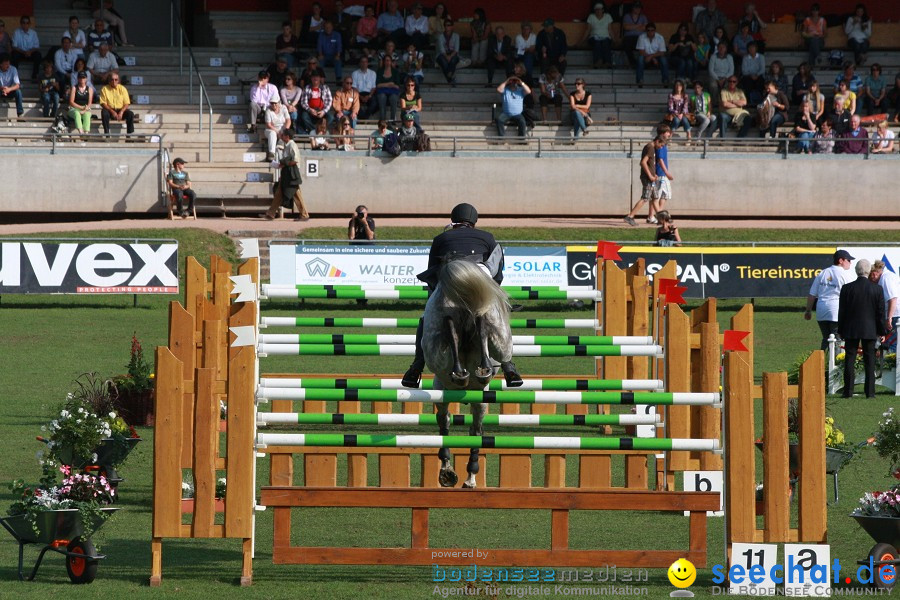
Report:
170,0,213,162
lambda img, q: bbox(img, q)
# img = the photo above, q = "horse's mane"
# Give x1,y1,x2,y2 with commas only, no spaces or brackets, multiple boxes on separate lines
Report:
438,258,510,318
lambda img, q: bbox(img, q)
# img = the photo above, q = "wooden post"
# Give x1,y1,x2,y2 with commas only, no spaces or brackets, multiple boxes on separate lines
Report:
665,304,691,472
762,372,790,542
152,347,184,545
168,302,196,469
698,322,722,470
225,347,254,539
184,256,207,323
725,352,755,545
798,351,827,543
192,368,217,538
731,304,755,377
270,398,293,552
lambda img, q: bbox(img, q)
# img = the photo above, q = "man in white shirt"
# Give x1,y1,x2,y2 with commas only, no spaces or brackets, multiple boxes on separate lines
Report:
12,15,40,80
87,41,118,85
63,16,87,57
635,22,668,87
869,260,900,351
805,250,855,351
404,3,428,50
54,36,79,86
351,56,377,118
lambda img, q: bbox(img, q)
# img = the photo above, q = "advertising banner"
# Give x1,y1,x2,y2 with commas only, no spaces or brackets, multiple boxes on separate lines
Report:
0,241,179,294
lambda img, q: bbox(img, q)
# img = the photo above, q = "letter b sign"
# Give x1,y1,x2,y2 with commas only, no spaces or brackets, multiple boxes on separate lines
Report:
683,471,723,516
306,160,319,177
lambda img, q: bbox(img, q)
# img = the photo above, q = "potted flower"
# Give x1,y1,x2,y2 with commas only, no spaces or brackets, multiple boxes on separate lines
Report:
180,477,226,513
112,334,155,427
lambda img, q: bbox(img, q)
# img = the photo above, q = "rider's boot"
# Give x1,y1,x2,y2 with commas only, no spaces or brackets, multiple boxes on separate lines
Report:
501,361,523,387
401,318,426,388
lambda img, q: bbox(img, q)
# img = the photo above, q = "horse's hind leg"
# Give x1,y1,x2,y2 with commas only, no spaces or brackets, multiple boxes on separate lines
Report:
474,316,493,386
463,402,487,489
445,316,469,387
436,401,458,487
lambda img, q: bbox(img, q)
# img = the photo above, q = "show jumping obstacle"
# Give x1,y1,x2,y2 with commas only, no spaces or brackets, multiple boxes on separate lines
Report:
151,250,827,585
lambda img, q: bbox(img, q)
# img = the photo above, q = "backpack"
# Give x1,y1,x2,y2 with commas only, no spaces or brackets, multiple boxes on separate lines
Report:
415,132,431,152
382,131,401,156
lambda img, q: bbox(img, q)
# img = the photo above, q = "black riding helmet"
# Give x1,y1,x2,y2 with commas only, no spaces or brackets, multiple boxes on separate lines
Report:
450,203,478,225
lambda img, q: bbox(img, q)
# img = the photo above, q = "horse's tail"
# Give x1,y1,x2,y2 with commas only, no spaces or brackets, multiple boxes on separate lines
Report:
438,259,510,318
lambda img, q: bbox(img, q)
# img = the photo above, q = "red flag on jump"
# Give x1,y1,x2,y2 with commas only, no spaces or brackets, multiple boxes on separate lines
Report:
724,330,750,352
657,278,679,296
595,241,622,261
663,285,687,305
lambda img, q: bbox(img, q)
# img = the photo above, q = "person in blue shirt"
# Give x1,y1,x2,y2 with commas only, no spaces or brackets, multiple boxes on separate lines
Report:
11,16,40,80
317,20,343,83
651,128,674,222
495,75,532,139
375,0,405,48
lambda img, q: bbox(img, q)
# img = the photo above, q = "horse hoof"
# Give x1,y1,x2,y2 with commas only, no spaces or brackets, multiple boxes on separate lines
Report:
462,482,476,489
439,468,459,487
451,371,469,387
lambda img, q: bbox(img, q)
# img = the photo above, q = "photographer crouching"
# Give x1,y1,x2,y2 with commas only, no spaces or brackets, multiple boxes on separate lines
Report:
348,205,375,244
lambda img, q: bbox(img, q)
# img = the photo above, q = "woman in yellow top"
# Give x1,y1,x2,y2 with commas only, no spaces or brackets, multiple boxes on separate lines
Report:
834,79,857,115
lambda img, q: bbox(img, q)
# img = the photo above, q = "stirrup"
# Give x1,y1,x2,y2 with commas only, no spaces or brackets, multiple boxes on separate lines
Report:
401,366,422,388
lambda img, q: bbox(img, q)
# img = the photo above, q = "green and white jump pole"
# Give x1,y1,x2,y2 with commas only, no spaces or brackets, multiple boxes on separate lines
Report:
257,412,663,427
260,285,601,301
259,317,602,329
256,343,663,357
257,334,654,346
257,377,665,391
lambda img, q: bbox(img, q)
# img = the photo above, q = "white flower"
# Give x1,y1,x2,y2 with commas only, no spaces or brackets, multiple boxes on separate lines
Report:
40,425,46,432
109,412,116,419
91,453,98,463
60,410,70,418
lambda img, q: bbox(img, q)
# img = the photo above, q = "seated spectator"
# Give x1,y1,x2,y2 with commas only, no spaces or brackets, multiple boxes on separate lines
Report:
435,20,460,85
375,0,404,48
621,2,648,67
397,111,424,151
739,3,767,53
514,21,537,79
740,42,765,105
404,3,429,51
694,33,711,74
299,57,326,89
249,71,278,132
793,99,818,153
512,60,538,129
718,77,751,137
845,4,871,67
301,2,325,47
711,25,729,54
399,77,422,126
837,113,867,154
0,54,23,117
333,76,360,128
371,119,388,150
805,80,826,124
536,18,567,76
310,118,329,150
801,4,826,67
87,42,118,86
94,0,130,46
167,158,196,219
64,16,87,58
757,80,789,139
67,70,93,134
401,43,424,85
791,62,815,107
831,97,852,135
99,72,134,137
275,21,299,69
352,56,377,119
349,205,375,243
732,23,753,62
12,16,40,81
469,8,490,68
317,21,343,83
583,3,613,69
265,97,291,160
668,23,696,81
538,66,567,122
87,18,114,53
707,41,733,104
428,3,448,49
280,72,302,122
835,63,863,98
300,73,333,134
486,26,513,85
635,22,668,88
768,61,788,96
0,21,11,56
265,128,309,221
267,56,290,90
376,40,400,72
54,36,78,86
813,117,835,153
569,77,592,138
888,74,900,123
375,55,402,120
870,120,894,154
495,75,531,139
863,63,886,116
689,80,716,138
334,115,354,150
694,0,727,42
667,79,692,139
654,211,681,247
355,4,378,56
38,61,60,118
70,57,95,93
834,79,857,116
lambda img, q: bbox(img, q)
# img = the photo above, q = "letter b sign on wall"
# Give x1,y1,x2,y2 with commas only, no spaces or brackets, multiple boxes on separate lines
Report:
683,471,723,516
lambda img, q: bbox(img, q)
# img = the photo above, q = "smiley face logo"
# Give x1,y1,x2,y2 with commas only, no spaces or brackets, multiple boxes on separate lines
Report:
668,558,696,589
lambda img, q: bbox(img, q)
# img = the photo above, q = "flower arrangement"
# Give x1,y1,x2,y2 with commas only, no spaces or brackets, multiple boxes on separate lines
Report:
852,485,900,518
114,334,154,396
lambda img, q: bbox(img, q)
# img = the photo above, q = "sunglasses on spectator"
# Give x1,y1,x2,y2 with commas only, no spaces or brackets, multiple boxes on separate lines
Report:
575,80,585,85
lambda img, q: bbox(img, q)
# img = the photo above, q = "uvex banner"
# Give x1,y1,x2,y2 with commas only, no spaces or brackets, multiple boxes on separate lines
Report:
566,246,836,298
0,242,179,294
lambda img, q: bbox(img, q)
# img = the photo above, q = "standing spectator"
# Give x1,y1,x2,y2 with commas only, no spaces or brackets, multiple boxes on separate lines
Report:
862,64,886,116
404,3,429,51
93,0,130,46
38,62,60,118
399,77,422,126
583,3,612,69
535,19,568,77
275,21,300,69
718,77,752,137
732,23,754,62
805,249,855,351
813,117,835,153
375,0,404,48
469,8,490,68
64,16,87,58
838,258,885,398
374,55,402,120
355,5,377,56
348,205,375,243
280,72,302,123
301,2,325,46
635,22,668,88
792,99,817,153
767,61,788,97
300,73,332,134
265,128,309,221
99,72,134,137
624,124,669,226
569,77,592,138
708,41,734,104
805,80,826,124
668,23,696,82
653,127,674,219
495,75,531,139
870,120,894,154
428,3,448,49
621,1,648,68
486,26,513,85
267,56,291,90
654,211,681,246
248,71,278,132
264,97,291,160
538,66,567,122
435,20,460,85
12,16,40,81
333,76,360,128
317,21,343,83
694,33,711,75
87,42,118,86
166,158,196,219
666,79,691,140
87,18,114,53
845,4,871,67
401,43,425,85
0,21,10,56
67,70,93,134
299,57,326,89
757,80,789,139
869,260,900,351
801,3,826,67
694,0,727,42
739,3,767,53
791,62,815,107
689,80,716,138
514,22,537,79
739,42,765,105
352,56,377,119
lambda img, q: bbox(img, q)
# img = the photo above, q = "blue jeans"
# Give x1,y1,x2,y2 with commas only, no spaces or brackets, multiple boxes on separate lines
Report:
797,130,815,152
496,111,526,137
671,56,696,80
806,36,824,65
635,54,669,84
670,115,691,134
571,110,588,137
590,37,612,66
41,89,60,118
848,38,869,64
719,111,751,137
376,90,399,121
436,53,460,82
1,89,24,116
301,110,334,133
321,55,343,81
336,109,357,129
765,112,785,138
